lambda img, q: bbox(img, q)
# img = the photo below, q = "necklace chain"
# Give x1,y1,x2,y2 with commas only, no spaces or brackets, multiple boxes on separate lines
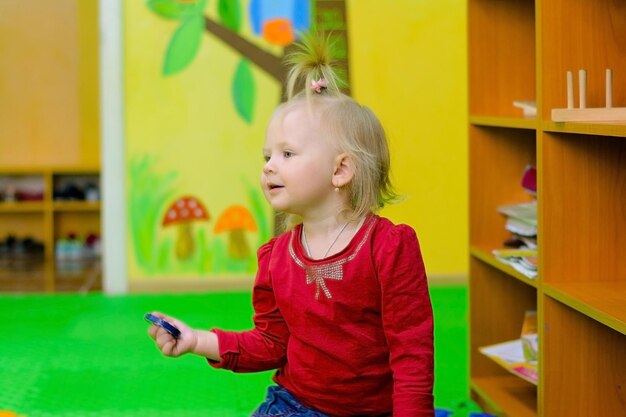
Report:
302,222,350,259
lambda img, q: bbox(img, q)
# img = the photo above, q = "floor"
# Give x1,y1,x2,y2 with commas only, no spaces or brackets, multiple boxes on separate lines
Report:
0,286,481,417
0,257,102,293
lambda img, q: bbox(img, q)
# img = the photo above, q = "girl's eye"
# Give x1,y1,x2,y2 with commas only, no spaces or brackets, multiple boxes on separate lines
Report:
263,154,270,162
283,151,294,158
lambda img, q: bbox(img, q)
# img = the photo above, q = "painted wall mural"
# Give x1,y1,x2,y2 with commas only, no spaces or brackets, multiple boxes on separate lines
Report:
125,0,348,283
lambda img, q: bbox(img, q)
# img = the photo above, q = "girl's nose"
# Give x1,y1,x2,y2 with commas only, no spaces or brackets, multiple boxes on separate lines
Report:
263,157,275,174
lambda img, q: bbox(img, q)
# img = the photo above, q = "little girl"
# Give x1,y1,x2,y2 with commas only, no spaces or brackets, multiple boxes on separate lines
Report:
148,32,434,416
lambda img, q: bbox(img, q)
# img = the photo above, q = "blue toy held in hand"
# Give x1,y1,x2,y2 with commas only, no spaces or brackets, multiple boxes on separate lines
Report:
145,313,181,339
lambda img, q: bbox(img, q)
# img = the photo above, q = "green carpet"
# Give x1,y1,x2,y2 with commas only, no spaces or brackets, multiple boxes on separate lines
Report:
0,286,479,416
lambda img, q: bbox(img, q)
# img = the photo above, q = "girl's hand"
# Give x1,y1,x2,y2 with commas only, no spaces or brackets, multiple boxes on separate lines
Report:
147,312,197,357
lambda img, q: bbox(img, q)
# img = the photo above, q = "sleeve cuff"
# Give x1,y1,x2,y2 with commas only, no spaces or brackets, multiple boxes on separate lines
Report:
393,393,434,417
206,328,239,370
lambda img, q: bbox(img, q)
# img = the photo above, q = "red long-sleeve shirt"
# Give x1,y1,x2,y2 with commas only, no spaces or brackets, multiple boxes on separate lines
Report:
210,215,434,416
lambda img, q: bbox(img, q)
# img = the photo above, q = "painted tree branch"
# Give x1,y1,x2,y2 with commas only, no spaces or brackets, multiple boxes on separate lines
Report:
203,0,349,97
204,16,288,84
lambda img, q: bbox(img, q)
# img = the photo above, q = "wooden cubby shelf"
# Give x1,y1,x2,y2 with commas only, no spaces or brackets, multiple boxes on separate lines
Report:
543,282,626,336
0,166,101,292
469,0,626,415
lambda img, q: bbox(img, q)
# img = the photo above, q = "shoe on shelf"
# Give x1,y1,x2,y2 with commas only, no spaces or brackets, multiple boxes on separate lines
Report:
0,235,44,258
15,190,44,201
53,183,85,201
84,183,100,202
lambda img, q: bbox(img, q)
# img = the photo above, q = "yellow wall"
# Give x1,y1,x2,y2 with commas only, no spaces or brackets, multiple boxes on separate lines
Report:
348,1,468,277
1,1,468,280
0,0,99,167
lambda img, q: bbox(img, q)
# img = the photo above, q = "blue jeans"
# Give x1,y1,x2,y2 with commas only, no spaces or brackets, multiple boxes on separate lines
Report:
251,385,330,417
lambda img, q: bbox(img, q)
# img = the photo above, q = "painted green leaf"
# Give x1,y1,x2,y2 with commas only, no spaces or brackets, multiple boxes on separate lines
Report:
162,14,205,76
147,0,183,19
217,0,241,32
147,0,205,20
147,0,189,19
232,59,255,124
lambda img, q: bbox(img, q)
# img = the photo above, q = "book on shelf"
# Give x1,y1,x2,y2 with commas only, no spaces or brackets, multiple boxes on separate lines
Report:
479,311,538,385
498,198,537,237
492,248,538,279
494,166,539,277
504,217,537,237
480,339,538,385
498,200,537,226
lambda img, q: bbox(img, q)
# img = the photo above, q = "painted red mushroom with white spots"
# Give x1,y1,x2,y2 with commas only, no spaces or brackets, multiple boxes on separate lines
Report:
162,196,209,260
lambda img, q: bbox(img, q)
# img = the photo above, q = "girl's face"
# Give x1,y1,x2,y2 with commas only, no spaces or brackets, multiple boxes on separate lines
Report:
261,104,340,218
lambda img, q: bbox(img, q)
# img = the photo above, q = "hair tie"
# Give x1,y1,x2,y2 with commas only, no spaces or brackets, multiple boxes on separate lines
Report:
311,78,328,93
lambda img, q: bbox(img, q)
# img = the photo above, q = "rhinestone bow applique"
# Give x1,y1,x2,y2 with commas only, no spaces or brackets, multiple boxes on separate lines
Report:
289,220,375,300
305,260,347,299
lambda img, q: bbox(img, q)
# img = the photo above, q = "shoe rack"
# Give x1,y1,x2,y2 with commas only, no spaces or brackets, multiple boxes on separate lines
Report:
0,167,101,292
468,0,626,416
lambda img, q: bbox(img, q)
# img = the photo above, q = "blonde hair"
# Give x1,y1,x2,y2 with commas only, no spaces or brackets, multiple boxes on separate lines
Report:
277,32,399,228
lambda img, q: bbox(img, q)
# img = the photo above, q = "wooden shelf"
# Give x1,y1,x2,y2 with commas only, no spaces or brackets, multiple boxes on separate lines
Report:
470,245,537,288
0,2,100,293
53,201,101,212
543,282,626,336
0,165,99,174
470,115,538,130
471,376,537,417
0,201,45,213
469,0,626,415
542,121,626,137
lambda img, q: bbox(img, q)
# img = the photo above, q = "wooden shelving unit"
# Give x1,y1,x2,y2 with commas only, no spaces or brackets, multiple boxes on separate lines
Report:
0,167,101,292
0,2,100,293
468,0,626,415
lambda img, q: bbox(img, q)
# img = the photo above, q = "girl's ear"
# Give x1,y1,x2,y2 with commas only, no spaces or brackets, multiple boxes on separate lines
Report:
332,153,355,188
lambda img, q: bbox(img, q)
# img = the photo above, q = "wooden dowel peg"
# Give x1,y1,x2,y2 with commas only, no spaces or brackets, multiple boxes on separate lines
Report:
606,68,612,108
579,69,586,109
567,71,574,109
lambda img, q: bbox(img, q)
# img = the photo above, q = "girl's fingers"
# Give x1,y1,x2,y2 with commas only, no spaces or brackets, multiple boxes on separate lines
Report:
161,338,177,356
156,328,174,344
148,324,159,339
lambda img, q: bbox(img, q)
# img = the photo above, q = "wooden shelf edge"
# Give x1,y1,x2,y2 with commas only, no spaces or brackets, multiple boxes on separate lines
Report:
542,121,626,137
543,282,626,335
470,246,538,288
470,115,538,130
471,375,537,417
52,201,101,212
0,165,100,174
0,202,46,213
52,166,100,174
0,202,101,213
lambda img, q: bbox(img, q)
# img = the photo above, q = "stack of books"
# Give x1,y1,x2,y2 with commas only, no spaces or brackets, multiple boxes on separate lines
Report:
492,165,538,278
